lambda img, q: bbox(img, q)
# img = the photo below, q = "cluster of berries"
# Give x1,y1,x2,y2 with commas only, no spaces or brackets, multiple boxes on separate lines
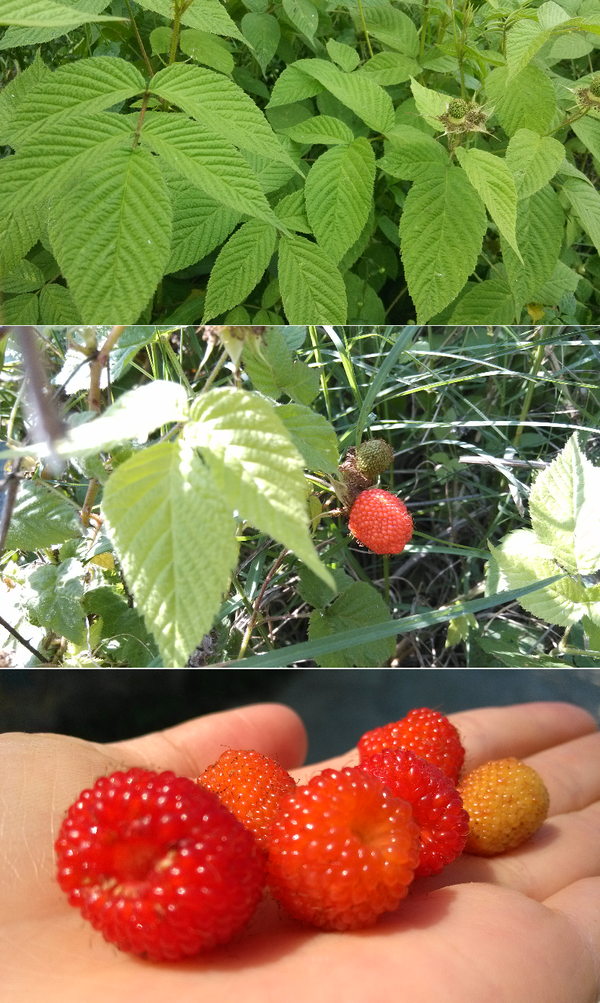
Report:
338,439,413,555
55,708,549,962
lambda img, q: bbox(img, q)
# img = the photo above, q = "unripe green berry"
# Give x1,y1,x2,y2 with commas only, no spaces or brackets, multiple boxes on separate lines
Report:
448,98,468,122
589,77,600,97
355,439,395,478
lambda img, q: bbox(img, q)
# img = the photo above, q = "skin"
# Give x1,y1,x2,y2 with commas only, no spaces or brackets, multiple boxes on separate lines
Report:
1,700,600,1003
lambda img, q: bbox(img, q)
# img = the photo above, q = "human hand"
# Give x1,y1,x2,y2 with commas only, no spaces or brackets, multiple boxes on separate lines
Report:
1,699,599,1003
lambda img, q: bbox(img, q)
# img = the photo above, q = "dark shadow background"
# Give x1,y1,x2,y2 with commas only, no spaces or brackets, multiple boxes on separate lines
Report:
1,669,599,762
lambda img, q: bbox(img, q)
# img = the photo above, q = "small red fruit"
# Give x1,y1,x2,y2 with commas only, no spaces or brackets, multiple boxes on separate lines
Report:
266,766,420,930
359,748,469,876
197,748,297,849
348,488,413,555
55,767,266,961
358,707,465,784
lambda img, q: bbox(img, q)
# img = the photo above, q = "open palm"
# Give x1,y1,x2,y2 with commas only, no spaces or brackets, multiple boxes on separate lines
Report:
2,699,600,1003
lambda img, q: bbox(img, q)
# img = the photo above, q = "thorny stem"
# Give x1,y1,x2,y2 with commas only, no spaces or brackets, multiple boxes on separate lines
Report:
132,91,150,150
88,325,126,413
81,478,101,528
124,0,154,77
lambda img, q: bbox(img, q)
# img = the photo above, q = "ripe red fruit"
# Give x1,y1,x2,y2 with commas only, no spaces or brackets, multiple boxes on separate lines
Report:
348,488,413,555
358,707,465,784
359,748,469,876
266,766,420,931
197,748,297,849
54,767,266,961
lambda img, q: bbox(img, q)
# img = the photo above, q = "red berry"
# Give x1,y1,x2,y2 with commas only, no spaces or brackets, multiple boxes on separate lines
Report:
359,748,469,876
358,708,465,783
266,766,420,931
55,767,266,961
348,488,413,555
197,749,297,849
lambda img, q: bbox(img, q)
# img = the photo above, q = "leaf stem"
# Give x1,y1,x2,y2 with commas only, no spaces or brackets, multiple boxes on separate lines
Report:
356,0,374,59
124,0,154,77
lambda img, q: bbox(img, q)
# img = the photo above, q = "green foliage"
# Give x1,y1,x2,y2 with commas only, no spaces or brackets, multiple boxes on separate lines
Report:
2,0,599,323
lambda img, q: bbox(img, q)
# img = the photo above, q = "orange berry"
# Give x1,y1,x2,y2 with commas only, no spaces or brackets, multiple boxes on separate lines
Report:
458,757,549,856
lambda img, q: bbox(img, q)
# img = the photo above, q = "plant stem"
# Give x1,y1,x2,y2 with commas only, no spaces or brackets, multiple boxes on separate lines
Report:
237,551,288,658
356,0,374,58
124,0,154,77
89,326,126,413
169,0,185,65
514,327,545,448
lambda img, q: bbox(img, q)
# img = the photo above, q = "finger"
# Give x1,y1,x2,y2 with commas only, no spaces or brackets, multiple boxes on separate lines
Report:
104,702,308,776
527,728,600,816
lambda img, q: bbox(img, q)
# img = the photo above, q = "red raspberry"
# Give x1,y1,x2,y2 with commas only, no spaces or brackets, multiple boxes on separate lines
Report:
348,488,413,555
359,748,469,876
55,767,266,961
197,749,297,849
266,766,420,930
358,707,465,784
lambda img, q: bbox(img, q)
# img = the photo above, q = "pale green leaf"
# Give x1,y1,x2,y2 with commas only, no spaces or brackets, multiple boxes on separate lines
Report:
537,1,570,28
0,203,43,275
447,279,517,323
282,0,318,38
203,219,277,321
357,51,419,85
0,0,111,48
149,63,298,168
572,115,600,165
291,59,395,134
101,439,239,667
399,166,487,322
381,125,448,180
240,13,280,73
242,327,294,400
502,185,564,312
274,189,312,232
281,114,355,145
267,63,324,107
26,558,86,644
532,260,580,305
185,387,335,589
305,137,375,264
455,147,520,258
47,146,172,324
278,234,348,323
326,38,360,72
563,176,600,255
484,65,556,136
240,148,297,194
284,360,320,406
410,76,448,131
4,480,82,550
179,29,235,75
505,129,566,199
529,433,600,575
7,56,144,147
308,581,395,666
505,19,551,80
164,174,241,274
356,4,419,56
139,0,244,40
0,0,124,25
0,51,49,143
276,403,339,473
38,284,82,323
141,114,281,226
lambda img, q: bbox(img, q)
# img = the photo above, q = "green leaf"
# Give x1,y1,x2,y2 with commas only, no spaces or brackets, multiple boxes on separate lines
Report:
241,148,297,194
326,39,360,72
410,77,448,131
357,51,420,86
291,59,395,134
284,360,321,405
102,439,239,667
447,279,516,323
504,129,566,199
26,558,86,645
47,145,172,324
281,114,355,146
83,587,158,667
455,147,520,259
164,175,241,274
7,56,144,147
282,0,319,38
484,65,556,136
0,259,44,294
202,219,277,321
297,564,352,609
0,0,124,26
275,402,339,474
305,137,375,264
381,125,448,180
38,284,81,323
501,185,564,312
563,176,600,255
240,13,280,73
0,292,39,323
529,433,600,576
185,387,335,589
0,1,111,49
179,29,235,76
267,63,325,106
140,0,244,40
399,166,487,323
357,4,419,56
531,260,579,305
2,381,188,462
0,50,49,143
141,114,280,226
4,479,82,550
149,63,298,169
571,115,600,165
505,19,551,80
274,189,312,232
308,581,396,667
278,234,348,323
242,327,294,400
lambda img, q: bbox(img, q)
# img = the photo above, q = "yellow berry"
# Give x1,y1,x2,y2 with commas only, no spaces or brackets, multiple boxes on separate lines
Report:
457,757,549,856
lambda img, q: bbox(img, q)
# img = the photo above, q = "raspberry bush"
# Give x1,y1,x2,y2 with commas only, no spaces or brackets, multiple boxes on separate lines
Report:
1,0,600,324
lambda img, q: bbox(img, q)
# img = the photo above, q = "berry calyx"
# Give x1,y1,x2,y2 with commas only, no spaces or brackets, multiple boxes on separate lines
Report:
458,757,549,856
359,748,469,876
197,749,297,850
266,766,420,930
589,77,600,97
355,439,395,479
358,707,465,783
55,767,266,960
348,488,413,555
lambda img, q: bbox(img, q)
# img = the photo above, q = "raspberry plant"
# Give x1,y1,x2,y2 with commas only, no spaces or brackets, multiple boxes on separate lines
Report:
1,0,600,324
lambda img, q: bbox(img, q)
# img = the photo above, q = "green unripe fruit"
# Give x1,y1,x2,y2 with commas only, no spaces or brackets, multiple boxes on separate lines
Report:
448,98,468,122
589,77,600,98
355,439,395,478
